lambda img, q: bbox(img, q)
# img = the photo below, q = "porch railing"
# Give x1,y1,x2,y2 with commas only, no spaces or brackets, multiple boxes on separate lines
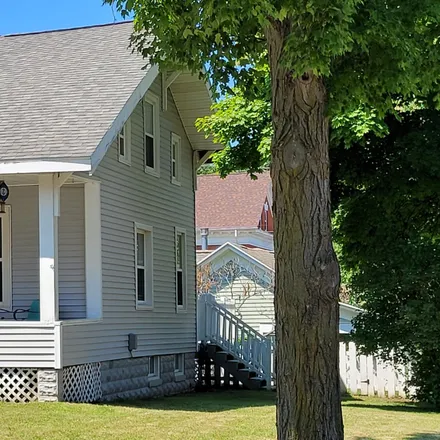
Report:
197,293,272,389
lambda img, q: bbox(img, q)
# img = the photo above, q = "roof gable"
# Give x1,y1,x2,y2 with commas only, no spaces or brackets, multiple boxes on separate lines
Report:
0,22,149,163
0,22,220,169
198,242,275,274
198,243,362,318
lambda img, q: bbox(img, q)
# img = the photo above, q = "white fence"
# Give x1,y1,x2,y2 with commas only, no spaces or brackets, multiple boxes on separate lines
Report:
339,341,409,398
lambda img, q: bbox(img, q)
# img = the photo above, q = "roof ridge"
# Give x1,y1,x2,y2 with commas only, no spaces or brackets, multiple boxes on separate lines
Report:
2,20,133,38
198,171,270,178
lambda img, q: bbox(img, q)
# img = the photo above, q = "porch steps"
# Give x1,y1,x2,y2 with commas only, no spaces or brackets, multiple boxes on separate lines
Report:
205,343,267,390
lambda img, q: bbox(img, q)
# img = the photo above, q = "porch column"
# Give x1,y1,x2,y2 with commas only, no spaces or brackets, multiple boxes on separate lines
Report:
39,174,58,323
84,180,102,319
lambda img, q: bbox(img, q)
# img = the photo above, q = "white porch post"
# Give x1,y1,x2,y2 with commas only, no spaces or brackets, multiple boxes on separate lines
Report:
39,174,58,323
84,181,102,319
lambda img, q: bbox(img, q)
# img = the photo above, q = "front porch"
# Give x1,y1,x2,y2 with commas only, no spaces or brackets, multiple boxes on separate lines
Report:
0,172,102,365
0,172,102,323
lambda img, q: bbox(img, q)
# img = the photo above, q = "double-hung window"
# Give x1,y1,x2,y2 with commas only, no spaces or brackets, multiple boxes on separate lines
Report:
0,207,11,309
118,119,131,165
175,228,187,311
171,133,181,185
135,224,153,309
144,93,160,176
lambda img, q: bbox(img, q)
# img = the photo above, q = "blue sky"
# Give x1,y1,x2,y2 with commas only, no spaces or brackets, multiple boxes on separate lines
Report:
0,0,125,35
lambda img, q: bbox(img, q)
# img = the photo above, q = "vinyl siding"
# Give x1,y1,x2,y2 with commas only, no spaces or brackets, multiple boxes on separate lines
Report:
7,185,86,318
9,186,39,310
0,324,56,368
58,185,86,319
62,77,196,366
216,275,275,333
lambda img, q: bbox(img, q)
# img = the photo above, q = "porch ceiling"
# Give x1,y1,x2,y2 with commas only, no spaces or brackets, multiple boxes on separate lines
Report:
0,174,80,186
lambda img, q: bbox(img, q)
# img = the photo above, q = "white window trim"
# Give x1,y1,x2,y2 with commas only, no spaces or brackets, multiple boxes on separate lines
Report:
148,355,163,387
118,118,132,166
135,223,154,310
0,206,12,309
175,227,187,313
171,132,181,186
144,92,160,177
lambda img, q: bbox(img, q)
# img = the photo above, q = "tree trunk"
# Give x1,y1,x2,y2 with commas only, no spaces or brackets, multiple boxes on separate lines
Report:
266,22,344,440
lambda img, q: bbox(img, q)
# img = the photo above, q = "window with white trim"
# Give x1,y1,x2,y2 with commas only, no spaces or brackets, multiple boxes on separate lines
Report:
174,354,184,374
175,228,187,311
148,356,160,378
118,119,131,165
171,133,181,185
144,93,160,175
0,207,11,308
135,224,153,309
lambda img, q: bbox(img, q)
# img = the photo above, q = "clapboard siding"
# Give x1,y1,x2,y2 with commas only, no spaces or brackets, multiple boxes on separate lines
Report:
216,275,275,333
62,77,196,367
58,185,86,319
7,185,86,319
0,325,56,368
9,186,39,309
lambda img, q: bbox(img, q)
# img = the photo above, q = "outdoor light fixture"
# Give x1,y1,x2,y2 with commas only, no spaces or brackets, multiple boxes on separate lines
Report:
0,181,9,213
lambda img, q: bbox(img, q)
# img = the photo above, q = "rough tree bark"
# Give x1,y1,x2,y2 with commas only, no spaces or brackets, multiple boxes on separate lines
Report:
266,21,344,440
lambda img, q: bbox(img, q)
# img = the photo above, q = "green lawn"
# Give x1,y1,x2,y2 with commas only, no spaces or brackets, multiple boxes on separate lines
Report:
0,391,439,440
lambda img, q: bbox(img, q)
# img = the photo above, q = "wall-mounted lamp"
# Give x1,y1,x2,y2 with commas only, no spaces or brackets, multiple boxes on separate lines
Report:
0,181,9,213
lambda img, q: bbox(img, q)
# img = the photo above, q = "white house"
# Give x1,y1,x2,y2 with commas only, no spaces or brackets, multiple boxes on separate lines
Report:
197,242,361,335
0,21,220,402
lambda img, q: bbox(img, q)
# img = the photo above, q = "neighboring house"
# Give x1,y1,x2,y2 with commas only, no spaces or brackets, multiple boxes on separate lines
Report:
196,172,274,250
197,242,361,335
0,22,220,402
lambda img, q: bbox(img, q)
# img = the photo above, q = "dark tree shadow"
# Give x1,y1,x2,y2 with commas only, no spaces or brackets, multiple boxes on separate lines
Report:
405,434,440,440
343,402,440,414
342,394,364,402
352,435,440,440
106,389,276,412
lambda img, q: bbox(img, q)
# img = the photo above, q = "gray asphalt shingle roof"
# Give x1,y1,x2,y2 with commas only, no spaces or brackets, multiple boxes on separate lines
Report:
0,21,150,162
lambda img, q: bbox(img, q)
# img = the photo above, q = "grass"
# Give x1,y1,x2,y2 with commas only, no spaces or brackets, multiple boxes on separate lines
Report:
0,391,439,440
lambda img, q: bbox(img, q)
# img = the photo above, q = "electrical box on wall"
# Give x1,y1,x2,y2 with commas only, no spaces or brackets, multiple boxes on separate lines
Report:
128,333,138,352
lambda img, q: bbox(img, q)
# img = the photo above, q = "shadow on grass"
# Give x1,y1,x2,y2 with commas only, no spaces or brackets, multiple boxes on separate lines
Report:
405,434,440,439
343,401,440,414
342,394,364,402
109,389,276,412
353,436,440,440
106,390,361,413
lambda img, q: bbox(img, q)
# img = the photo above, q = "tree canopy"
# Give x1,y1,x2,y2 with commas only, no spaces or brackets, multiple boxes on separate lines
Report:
333,108,440,406
110,0,440,112
106,0,440,438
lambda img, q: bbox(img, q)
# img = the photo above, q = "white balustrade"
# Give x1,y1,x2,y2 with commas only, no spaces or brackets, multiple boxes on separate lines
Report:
198,294,272,389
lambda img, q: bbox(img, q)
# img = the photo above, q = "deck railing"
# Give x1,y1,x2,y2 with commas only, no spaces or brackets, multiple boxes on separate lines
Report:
197,294,272,389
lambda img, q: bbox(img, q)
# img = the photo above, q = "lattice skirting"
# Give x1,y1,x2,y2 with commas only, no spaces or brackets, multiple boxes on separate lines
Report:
0,368,38,402
63,363,102,403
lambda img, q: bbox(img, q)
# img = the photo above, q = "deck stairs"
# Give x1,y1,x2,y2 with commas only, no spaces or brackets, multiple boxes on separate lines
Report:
197,294,274,390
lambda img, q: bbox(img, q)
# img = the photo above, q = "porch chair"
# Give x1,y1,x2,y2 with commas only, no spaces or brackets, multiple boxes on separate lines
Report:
13,300,40,321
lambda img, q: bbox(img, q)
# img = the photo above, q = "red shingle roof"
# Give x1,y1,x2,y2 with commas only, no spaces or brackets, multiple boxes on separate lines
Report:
196,172,271,229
